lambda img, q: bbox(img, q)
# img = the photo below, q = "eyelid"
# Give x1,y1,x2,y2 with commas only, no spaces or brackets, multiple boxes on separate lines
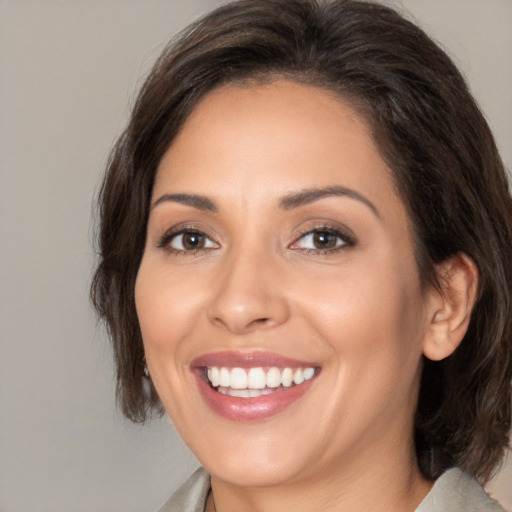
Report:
155,221,355,255
157,225,220,252
289,223,356,252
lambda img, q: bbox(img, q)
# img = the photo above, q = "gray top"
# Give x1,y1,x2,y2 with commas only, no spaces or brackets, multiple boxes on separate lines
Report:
415,468,506,512
157,467,505,512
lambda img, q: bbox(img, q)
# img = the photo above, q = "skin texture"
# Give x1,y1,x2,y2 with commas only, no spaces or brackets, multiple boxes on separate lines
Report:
135,81,477,512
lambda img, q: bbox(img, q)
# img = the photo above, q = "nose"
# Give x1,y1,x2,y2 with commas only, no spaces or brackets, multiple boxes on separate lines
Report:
207,249,290,335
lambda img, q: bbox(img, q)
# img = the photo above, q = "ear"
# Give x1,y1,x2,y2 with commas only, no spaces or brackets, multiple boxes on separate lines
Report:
423,253,479,361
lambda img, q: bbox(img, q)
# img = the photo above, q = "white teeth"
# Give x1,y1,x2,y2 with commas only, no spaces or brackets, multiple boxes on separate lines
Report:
230,368,247,389
227,388,251,398
209,367,220,387
303,367,315,380
293,368,304,385
217,387,280,398
219,367,230,387
248,367,266,389
266,367,281,388
281,367,294,387
206,365,317,393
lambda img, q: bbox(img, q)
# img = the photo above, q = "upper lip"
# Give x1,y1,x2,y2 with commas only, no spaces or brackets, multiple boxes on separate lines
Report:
191,351,319,369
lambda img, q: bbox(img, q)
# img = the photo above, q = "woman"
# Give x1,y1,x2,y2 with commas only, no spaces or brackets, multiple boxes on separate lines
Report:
91,0,512,510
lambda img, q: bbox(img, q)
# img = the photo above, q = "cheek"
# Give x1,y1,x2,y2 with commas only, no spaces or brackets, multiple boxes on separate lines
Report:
134,259,206,412
134,262,194,410
135,260,207,348
293,258,426,380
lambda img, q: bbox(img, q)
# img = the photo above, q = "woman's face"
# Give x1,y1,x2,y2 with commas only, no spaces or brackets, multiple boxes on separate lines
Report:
135,81,433,487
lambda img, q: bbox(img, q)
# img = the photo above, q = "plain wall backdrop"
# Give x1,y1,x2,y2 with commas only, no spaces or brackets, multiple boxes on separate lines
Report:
1,1,510,511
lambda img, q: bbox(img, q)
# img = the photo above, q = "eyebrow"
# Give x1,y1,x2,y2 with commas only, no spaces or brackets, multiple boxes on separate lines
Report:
151,193,217,212
279,185,380,218
151,186,380,217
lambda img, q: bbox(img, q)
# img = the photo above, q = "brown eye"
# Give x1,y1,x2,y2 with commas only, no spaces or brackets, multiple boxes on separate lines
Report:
181,232,205,250
291,227,355,253
311,231,339,249
165,229,218,252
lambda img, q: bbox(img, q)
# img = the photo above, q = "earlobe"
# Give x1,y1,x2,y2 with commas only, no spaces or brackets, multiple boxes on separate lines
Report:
422,253,479,361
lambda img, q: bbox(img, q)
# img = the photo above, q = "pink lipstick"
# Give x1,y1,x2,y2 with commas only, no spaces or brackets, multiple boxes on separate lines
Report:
191,351,320,422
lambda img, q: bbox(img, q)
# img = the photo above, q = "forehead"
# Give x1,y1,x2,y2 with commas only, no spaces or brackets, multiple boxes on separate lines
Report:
154,80,403,220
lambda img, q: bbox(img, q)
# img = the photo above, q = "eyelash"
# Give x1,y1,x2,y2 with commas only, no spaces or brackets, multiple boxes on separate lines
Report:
157,224,356,256
290,225,356,255
157,227,219,256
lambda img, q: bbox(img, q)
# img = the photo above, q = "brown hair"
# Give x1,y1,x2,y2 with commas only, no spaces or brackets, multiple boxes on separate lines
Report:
91,0,512,483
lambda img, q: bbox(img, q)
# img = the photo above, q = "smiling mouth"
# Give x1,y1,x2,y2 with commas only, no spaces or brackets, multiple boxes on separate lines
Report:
203,366,318,398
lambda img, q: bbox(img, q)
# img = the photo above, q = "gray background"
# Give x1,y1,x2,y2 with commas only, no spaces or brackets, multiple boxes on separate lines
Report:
1,1,510,511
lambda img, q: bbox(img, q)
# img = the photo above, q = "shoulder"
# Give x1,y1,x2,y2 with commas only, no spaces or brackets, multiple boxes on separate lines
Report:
156,467,211,512
156,466,505,512
416,468,506,512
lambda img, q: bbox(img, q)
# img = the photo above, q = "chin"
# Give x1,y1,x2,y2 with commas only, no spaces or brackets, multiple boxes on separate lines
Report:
202,448,309,488
172,414,316,488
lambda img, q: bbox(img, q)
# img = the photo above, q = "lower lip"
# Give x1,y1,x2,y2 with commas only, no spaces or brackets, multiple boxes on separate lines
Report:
194,371,316,422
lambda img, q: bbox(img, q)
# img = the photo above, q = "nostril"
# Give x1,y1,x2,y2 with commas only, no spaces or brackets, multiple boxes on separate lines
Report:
244,317,275,330
253,317,271,325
